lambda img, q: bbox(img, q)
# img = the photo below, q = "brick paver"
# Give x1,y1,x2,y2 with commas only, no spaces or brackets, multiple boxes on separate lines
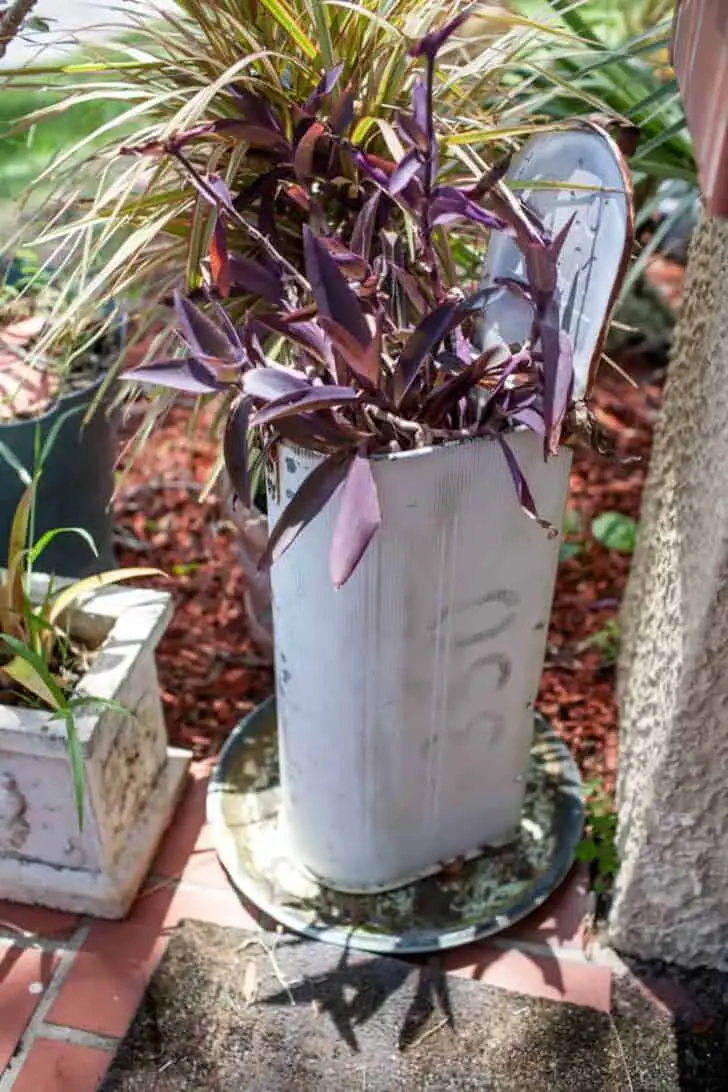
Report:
0,769,605,1086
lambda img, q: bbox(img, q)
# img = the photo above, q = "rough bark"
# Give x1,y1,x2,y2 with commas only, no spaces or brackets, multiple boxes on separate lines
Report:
0,0,38,62
610,210,728,969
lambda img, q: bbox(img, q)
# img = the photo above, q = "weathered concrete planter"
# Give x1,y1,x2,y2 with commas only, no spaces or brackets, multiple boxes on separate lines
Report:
0,577,189,917
268,433,571,892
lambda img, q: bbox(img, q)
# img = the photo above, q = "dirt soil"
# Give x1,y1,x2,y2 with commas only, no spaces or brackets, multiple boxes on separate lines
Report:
101,919,728,1092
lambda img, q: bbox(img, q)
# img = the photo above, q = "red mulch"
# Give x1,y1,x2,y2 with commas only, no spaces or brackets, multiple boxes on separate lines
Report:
537,366,662,794
114,362,664,782
114,409,273,759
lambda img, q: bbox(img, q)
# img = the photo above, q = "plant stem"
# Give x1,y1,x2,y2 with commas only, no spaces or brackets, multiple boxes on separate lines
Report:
0,0,38,62
421,57,443,303
309,0,334,71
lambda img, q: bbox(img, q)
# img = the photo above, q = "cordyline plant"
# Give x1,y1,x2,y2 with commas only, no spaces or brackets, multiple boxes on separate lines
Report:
123,12,585,587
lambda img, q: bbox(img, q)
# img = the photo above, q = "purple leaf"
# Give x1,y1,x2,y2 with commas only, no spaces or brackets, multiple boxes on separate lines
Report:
547,329,574,456
228,254,284,303
394,300,458,406
213,295,245,353
495,276,535,306
303,226,371,348
120,123,215,157
423,345,504,424
121,357,228,394
457,284,502,315
351,192,381,260
251,313,335,370
209,214,231,297
239,319,267,369
275,410,367,451
293,119,326,178
250,385,361,428
329,452,381,587
430,188,510,232
389,148,423,196
223,394,251,506
525,242,558,300
536,297,574,457
211,120,289,153
469,153,513,199
317,237,369,279
174,291,238,361
497,435,555,535
352,149,391,188
391,265,429,313
397,111,429,153
412,76,428,133
304,62,345,112
242,366,310,402
319,62,345,95
259,452,353,569
184,168,235,217
488,185,545,250
318,314,381,388
409,9,472,59
229,86,284,133
487,349,529,401
329,87,355,135
510,406,546,435
201,173,234,210
550,212,576,261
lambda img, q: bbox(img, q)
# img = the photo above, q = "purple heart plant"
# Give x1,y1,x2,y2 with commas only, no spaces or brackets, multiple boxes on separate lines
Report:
123,12,580,588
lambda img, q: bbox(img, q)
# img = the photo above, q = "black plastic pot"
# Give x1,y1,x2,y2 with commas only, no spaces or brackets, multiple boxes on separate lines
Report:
0,377,118,577
0,256,122,576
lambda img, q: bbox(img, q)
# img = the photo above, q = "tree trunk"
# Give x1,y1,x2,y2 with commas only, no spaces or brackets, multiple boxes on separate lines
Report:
610,210,728,967
0,0,38,62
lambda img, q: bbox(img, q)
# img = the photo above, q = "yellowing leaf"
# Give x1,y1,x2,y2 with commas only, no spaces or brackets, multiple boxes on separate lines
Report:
1,479,36,635
47,568,166,628
242,958,258,1005
1,655,61,710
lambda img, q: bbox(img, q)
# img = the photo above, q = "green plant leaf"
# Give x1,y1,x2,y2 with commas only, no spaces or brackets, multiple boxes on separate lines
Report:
59,709,85,829
591,511,637,554
65,696,135,720
0,633,64,709
38,404,85,469
0,441,32,486
559,542,581,563
28,527,99,567
575,839,599,863
47,567,165,628
563,508,582,537
1,478,37,633
0,637,87,828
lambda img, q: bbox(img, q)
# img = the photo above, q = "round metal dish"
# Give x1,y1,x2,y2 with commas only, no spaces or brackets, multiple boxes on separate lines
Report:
207,698,583,956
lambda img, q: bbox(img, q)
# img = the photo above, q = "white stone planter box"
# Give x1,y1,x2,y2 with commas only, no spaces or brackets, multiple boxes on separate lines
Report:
269,432,571,893
0,577,189,917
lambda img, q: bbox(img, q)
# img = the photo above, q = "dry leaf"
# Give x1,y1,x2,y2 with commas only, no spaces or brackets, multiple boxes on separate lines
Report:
243,958,259,1005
